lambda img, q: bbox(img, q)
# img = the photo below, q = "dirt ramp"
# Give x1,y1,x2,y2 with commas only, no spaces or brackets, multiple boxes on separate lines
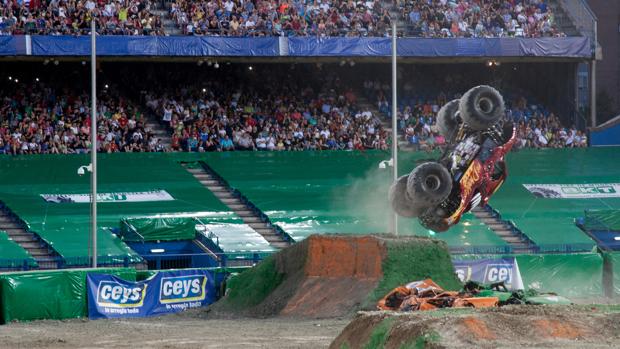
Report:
218,235,460,319
331,306,620,348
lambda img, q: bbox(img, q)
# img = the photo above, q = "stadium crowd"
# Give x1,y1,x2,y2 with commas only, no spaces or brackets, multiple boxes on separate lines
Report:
398,0,564,38
170,0,392,36
0,0,164,35
0,65,583,154
0,81,165,154
143,72,389,151
0,0,562,37
364,79,586,152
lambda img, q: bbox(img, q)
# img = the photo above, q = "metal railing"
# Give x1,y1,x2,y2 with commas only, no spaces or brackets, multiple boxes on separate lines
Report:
558,0,597,50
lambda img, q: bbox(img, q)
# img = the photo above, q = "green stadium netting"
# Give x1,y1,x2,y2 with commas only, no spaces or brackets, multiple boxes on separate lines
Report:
583,210,620,231
0,231,36,268
202,150,508,248
0,153,239,262
488,147,620,247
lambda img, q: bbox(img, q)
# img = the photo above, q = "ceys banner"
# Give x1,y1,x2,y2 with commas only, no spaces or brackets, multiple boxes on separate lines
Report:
87,269,215,319
452,258,524,290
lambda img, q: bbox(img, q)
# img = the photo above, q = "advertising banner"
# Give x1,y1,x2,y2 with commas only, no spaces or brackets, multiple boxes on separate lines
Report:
41,190,174,203
452,258,524,290
87,269,214,319
523,184,620,199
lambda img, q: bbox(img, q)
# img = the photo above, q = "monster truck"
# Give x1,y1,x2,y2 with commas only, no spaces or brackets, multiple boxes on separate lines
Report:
389,85,517,232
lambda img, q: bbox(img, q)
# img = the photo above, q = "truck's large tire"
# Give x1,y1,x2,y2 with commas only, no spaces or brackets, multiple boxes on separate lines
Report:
419,210,450,232
406,162,453,207
389,175,424,218
436,99,460,142
459,85,505,130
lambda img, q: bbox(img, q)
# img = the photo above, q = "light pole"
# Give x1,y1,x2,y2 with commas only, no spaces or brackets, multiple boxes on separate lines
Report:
90,18,98,268
391,20,398,236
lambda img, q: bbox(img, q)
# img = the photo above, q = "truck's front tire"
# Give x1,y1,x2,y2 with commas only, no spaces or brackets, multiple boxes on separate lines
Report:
389,175,424,218
406,162,453,207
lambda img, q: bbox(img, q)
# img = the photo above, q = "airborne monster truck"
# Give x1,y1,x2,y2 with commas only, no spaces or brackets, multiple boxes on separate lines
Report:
389,85,517,232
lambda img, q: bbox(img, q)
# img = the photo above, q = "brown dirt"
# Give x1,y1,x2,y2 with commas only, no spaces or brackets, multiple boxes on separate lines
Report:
0,316,349,349
331,306,620,349
217,235,387,318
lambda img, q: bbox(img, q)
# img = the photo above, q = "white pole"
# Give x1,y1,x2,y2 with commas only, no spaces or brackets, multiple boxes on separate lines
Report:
391,21,398,235
91,18,97,268
590,60,596,127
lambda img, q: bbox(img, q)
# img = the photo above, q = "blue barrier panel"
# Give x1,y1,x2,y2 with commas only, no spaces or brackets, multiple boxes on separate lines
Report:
87,269,215,319
12,35,592,57
397,37,591,58
0,36,25,55
591,122,620,146
288,37,391,56
30,36,280,56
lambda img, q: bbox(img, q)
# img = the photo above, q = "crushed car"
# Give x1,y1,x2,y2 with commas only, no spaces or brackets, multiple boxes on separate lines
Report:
389,85,517,232
377,279,571,312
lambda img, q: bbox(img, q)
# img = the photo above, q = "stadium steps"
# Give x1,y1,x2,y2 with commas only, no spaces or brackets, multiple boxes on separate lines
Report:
144,120,172,149
471,205,538,253
184,164,293,249
355,95,410,150
0,205,60,268
548,1,581,37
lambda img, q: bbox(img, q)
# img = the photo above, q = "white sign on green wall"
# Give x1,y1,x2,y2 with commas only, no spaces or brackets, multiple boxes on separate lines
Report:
523,184,620,199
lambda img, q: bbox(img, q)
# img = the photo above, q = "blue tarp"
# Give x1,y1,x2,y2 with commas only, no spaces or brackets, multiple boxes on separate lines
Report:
0,35,592,58
590,118,620,146
0,36,18,56
30,36,280,56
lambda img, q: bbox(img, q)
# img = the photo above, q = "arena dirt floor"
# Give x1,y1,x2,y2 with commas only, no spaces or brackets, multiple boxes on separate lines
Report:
2,305,620,349
0,315,350,349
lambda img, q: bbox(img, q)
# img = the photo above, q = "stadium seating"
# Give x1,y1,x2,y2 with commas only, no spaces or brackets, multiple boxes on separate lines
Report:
0,231,36,268
203,150,509,248
0,153,240,262
489,147,620,247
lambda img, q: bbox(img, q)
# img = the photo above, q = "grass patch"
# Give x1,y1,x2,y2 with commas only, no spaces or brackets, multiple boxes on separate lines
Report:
364,317,395,349
400,331,441,349
367,238,461,306
220,256,284,310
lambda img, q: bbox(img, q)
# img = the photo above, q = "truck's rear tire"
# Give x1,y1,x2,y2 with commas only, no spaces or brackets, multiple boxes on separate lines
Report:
419,210,450,232
459,85,504,131
437,99,460,142
389,175,424,218
406,162,453,207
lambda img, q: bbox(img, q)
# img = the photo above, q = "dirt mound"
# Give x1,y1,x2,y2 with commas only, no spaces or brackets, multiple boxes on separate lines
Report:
331,305,620,348
216,234,460,318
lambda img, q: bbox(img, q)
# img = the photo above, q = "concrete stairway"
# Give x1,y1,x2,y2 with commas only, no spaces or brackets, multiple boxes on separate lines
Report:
184,164,291,250
470,205,536,253
0,209,59,269
144,115,172,150
356,95,410,150
548,1,581,37
153,1,183,35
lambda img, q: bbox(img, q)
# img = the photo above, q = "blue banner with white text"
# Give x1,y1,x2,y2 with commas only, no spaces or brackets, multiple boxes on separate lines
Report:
87,269,215,319
452,257,524,290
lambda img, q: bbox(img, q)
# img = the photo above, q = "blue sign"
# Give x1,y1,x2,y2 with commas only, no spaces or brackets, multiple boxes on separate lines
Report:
87,269,215,319
452,258,523,290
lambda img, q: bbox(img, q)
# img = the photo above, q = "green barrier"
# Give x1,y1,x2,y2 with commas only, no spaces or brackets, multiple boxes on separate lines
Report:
202,150,506,248
0,268,135,324
453,253,604,298
490,147,620,246
610,252,620,297
0,232,36,269
0,153,239,260
515,254,603,298
120,216,197,242
584,210,620,231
